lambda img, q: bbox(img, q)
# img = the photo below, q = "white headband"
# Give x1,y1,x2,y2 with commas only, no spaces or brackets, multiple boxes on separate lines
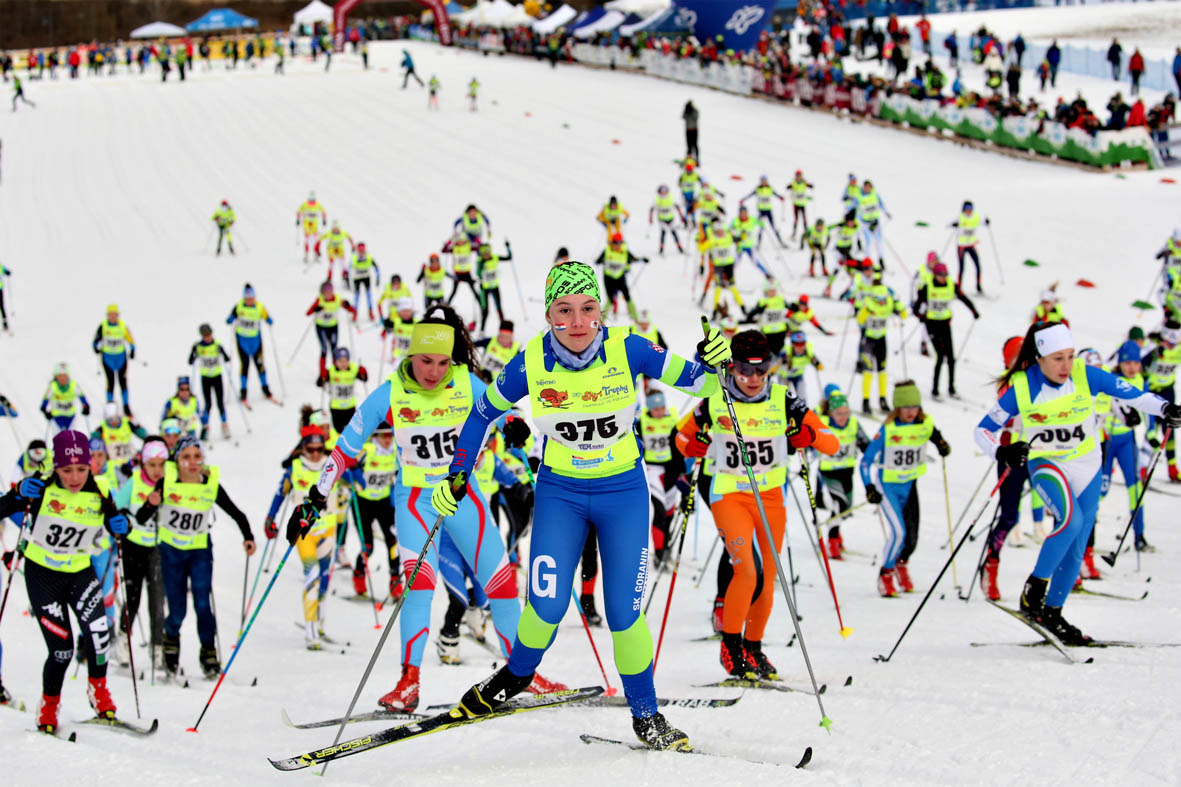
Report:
1162,326,1180,345
1034,323,1074,357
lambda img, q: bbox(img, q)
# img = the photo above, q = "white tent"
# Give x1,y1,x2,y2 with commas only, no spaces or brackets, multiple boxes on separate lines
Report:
618,7,668,36
129,21,186,39
604,0,669,16
293,0,334,27
532,4,576,34
498,4,534,28
573,10,625,38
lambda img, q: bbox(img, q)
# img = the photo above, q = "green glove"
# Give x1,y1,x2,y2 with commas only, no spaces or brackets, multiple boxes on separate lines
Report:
697,325,732,369
430,472,468,516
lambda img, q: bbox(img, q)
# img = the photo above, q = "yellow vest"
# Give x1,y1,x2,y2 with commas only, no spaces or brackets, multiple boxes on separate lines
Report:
328,362,360,409
195,340,225,377
290,459,334,538
640,409,678,463
1147,344,1181,390
479,254,501,290
390,365,472,489
1012,359,1096,462
483,340,519,376
757,296,787,334
819,415,859,471
880,415,934,483
707,384,790,494
957,211,981,246
603,246,629,279
423,267,447,299
101,418,135,465
356,443,397,501
99,320,130,355
167,395,200,434
232,301,266,338
1106,372,1145,436
525,328,639,479
315,295,342,328
925,281,955,321
474,446,499,499
46,380,79,417
157,463,220,550
126,472,159,547
24,481,107,572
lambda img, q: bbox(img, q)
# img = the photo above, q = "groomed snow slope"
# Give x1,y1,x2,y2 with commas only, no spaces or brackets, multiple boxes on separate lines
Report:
0,32,1179,786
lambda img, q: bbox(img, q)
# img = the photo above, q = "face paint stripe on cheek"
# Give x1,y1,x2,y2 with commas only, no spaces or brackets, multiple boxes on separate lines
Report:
554,323,567,331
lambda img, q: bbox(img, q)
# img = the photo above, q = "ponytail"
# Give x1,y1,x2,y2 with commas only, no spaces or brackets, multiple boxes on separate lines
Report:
997,322,1057,389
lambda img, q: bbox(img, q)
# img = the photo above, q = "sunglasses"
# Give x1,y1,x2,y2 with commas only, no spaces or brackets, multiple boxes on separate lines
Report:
163,427,181,435
733,359,772,377
305,446,325,456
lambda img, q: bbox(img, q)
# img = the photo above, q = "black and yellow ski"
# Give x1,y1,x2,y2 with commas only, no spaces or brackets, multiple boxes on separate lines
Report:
269,687,603,771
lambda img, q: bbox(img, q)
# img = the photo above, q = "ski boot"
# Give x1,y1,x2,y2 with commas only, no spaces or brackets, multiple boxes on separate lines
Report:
436,632,461,665
200,425,209,440
352,566,368,597
894,560,915,593
463,605,489,642
36,694,61,734
0,680,12,705
878,397,889,414
827,534,844,560
1081,547,1102,579
920,342,930,357
742,639,779,680
1135,535,1156,553
632,712,692,751
877,567,898,598
304,620,322,651
162,633,180,678
152,644,165,672
114,629,131,667
720,632,757,678
221,421,231,439
930,388,942,401
199,645,220,679
390,575,405,602
527,672,568,694
378,664,421,711
711,597,724,633
1040,606,1092,646
457,665,532,717
1169,463,1179,483
981,555,1001,601
1019,575,1048,621
862,398,873,416
580,594,602,627
87,677,116,720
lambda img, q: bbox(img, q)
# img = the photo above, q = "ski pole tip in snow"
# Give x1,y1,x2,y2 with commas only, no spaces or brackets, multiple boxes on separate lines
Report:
1101,553,1117,567
605,687,619,696
839,627,854,639
185,727,198,733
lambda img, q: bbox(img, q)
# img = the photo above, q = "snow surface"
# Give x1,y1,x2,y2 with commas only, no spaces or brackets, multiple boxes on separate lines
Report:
1,28,1180,786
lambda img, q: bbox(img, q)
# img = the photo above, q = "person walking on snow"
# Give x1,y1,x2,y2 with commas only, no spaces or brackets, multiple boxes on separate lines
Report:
401,49,424,88
211,200,236,256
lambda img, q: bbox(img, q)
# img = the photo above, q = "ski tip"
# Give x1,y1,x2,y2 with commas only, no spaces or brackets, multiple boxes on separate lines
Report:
795,746,813,769
843,675,854,687
1140,591,1149,600
939,593,945,600
872,655,888,663
1101,553,1117,567
68,732,77,742
1084,657,1095,664
839,627,854,639
818,684,827,695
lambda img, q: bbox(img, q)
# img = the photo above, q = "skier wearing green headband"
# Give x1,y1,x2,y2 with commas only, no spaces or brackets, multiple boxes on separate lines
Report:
429,260,731,751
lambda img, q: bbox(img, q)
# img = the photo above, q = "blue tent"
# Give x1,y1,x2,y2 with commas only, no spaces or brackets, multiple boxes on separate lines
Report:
186,8,259,33
444,1,465,13
569,6,605,33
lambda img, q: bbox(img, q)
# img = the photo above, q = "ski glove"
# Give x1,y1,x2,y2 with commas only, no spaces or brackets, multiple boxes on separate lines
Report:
696,326,731,369
1163,403,1181,428
996,441,1029,469
1124,408,1141,428
935,438,951,457
681,431,711,458
18,476,45,500
502,415,530,449
865,485,883,505
41,409,51,421
264,516,278,540
788,423,816,450
107,513,129,536
82,403,91,416
430,472,468,517
286,485,327,545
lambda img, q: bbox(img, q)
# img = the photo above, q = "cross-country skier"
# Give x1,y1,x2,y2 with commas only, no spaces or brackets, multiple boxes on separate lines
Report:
92,304,135,415
296,192,327,263
914,261,979,399
211,200,235,255
318,347,368,435
40,363,90,436
739,175,785,247
816,387,870,559
188,324,231,439
348,242,380,322
225,284,276,406
974,322,1181,644
950,200,986,293
649,185,686,254
305,281,357,381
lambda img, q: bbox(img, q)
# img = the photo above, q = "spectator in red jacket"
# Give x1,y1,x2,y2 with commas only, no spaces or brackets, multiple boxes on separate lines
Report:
916,15,931,56
1129,48,1145,96
1127,98,1146,127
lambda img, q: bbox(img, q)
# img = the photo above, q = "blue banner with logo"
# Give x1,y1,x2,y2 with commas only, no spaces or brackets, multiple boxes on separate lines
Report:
672,0,777,52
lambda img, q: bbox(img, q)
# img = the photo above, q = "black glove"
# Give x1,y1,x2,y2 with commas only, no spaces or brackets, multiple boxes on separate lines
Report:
985,217,991,226
503,481,534,512
130,348,136,360
41,409,51,421
315,375,325,388
1163,403,1181,428
502,415,530,449
82,403,91,416
1,551,13,570
935,438,951,457
286,486,327,544
1124,408,1141,428
865,485,883,505
383,318,394,331
996,441,1029,470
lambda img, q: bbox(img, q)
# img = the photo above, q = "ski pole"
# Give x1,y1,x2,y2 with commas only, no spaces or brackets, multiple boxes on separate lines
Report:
693,533,721,589
319,480,454,776
940,457,960,592
114,541,141,719
286,317,315,367
984,221,1005,285
943,464,992,548
898,317,909,379
187,541,295,732
798,460,853,638
242,538,273,626
882,237,913,277
874,469,1009,663
939,227,955,259
702,318,832,731
349,489,383,628
955,317,978,361
266,323,287,400
653,460,703,667
787,477,823,586
239,551,250,632
835,309,852,371
819,501,868,529
229,369,252,435
507,259,528,321
0,498,32,625
892,321,922,355
1104,427,1169,567
570,586,615,695
958,500,1002,603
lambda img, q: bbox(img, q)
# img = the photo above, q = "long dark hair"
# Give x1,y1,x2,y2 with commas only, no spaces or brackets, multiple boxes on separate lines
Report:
997,322,1058,389
417,303,478,370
